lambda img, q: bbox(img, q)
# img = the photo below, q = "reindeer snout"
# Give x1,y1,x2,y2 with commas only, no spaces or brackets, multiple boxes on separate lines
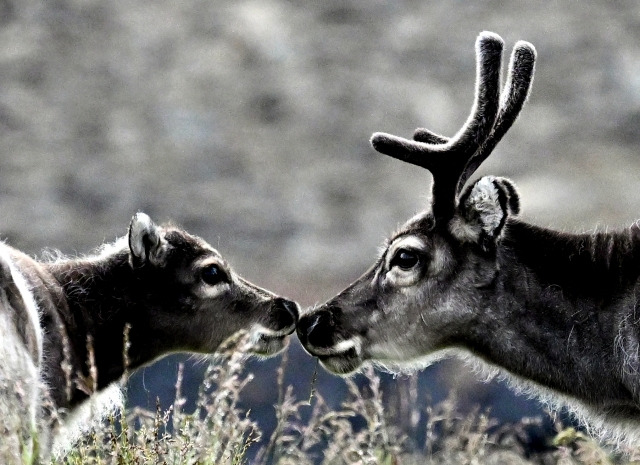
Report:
269,297,299,331
298,309,337,349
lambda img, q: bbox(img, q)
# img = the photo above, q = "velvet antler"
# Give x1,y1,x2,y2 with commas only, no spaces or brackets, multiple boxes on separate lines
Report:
371,32,536,223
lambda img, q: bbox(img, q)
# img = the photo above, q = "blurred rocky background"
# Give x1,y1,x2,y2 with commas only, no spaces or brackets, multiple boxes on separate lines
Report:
3,0,640,459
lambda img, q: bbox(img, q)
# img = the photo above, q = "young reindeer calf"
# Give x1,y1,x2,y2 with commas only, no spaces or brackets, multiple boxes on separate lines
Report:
0,212,298,463
298,31,640,443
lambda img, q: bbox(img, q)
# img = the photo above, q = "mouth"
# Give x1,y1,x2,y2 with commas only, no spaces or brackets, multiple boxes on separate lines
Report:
248,324,296,357
303,338,364,375
249,333,290,357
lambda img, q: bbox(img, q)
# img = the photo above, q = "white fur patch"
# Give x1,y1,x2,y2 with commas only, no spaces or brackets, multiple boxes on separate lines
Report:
0,245,42,361
450,176,504,243
52,383,124,458
333,337,361,355
129,213,154,259
307,335,363,358
129,213,169,265
94,236,129,261
250,319,294,339
469,176,503,234
372,348,459,375
0,244,44,461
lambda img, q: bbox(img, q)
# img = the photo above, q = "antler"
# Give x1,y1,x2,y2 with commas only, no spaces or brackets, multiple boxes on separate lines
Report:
371,32,536,223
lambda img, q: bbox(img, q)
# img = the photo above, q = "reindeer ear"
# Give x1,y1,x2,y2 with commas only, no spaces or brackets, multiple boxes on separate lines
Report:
128,213,169,266
450,176,520,251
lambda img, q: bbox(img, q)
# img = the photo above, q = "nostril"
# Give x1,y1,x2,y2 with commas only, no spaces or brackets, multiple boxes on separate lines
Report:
302,311,336,349
271,297,299,329
281,299,299,322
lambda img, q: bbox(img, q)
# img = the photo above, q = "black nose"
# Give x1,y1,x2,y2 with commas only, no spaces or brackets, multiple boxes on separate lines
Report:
270,297,299,330
298,309,337,349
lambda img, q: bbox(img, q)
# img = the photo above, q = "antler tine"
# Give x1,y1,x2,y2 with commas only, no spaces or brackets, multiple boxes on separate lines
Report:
456,40,536,194
413,127,449,144
371,32,504,221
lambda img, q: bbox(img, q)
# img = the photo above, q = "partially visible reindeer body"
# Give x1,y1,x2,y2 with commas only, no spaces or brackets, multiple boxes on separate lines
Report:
0,213,299,463
297,31,640,442
486,222,640,410
0,247,43,462
406,215,640,422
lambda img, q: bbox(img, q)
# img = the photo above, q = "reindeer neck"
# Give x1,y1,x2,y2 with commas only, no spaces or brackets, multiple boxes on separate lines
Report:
45,247,157,407
462,220,640,408
502,220,640,294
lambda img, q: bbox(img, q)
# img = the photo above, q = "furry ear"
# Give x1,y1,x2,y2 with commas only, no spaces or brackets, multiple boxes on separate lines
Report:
128,213,169,266
450,176,520,251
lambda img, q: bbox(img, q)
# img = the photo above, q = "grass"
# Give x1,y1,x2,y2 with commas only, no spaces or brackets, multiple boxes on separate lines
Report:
48,337,640,465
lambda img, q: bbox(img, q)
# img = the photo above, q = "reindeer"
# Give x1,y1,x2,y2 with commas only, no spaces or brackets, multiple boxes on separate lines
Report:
0,212,299,463
297,31,640,442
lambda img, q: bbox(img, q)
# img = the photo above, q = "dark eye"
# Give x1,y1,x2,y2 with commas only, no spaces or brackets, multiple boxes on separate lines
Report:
390,249,420,270
201,264,227,286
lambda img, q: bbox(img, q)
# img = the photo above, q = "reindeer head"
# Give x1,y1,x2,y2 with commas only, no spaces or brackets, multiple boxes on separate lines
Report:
126,212,299,359
297,32,535,374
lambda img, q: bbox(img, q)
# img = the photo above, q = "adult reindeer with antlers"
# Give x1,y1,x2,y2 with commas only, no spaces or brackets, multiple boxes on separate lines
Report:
298,31,640,441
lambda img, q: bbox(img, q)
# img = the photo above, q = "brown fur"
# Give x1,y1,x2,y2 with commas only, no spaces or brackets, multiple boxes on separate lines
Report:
0,213,298,462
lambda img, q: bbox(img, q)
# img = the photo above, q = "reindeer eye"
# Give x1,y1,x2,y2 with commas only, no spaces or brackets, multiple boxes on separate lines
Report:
201,264,227,286
390,249,420,270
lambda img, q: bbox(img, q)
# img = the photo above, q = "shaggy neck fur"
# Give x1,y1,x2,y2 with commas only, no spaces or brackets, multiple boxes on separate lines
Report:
21,241,178,412
459,219,640,420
